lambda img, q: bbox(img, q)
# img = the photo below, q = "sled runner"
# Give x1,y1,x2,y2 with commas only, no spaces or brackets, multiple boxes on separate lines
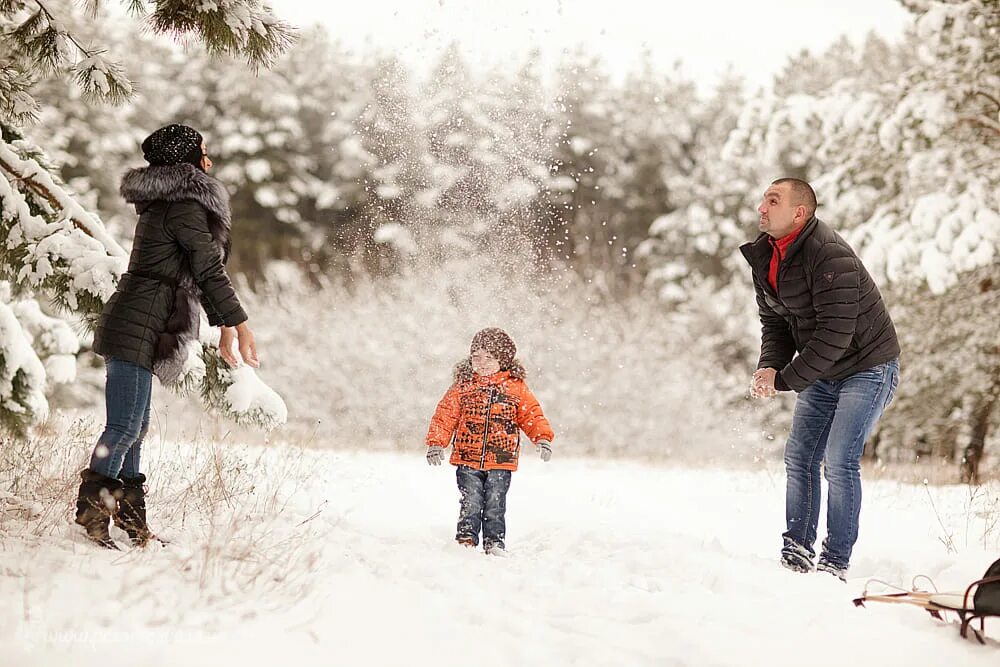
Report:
852,558,1000,644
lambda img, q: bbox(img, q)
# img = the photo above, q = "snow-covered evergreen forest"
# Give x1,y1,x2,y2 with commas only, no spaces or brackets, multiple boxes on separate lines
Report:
3,0,996,479
1,1,1000,664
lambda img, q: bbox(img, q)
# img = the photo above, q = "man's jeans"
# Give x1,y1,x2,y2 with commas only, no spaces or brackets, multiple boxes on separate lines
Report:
88,357,152,479
782,358,899,569
456,465,512,549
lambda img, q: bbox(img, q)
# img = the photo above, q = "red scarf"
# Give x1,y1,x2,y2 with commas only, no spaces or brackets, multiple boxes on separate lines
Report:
767,226,804,292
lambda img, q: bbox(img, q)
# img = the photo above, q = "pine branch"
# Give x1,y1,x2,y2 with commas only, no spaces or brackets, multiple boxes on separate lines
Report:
8,9,47,45
2,0,295,124
122,0,146,16
32,0,96,58
957,114,1000,137
0,301,49,435
241,15,295,72
0,61,39,124
0,367,45,435
972,89,1000,111
0,145,122,244
81,0,100,19
9,10,46,43
199,343,286,430
22,26,72,75
0,0,28,15
0,132,125,318
0,0,136,112
146,0,295,72
73,53,132,104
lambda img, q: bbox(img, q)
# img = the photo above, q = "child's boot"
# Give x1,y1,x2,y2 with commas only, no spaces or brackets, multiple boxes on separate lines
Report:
484,540,507,557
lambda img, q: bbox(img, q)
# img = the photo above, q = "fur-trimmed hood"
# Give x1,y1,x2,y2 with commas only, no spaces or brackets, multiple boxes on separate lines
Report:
120,163,232,258
453,357,526,383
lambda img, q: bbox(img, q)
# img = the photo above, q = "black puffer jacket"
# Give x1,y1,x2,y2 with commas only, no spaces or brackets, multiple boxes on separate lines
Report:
93,164,247,382
740,217,900,392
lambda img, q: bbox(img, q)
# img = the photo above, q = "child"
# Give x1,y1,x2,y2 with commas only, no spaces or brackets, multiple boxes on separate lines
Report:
426,328,554,555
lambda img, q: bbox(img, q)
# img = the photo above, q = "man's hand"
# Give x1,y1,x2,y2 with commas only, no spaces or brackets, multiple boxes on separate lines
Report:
751,368,779,399
235,322,259,368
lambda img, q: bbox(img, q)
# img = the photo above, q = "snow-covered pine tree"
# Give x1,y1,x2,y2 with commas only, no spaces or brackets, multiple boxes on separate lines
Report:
352,54,427,274
0,0,293,433
615,56,704,292
420,44,488,219
670,1,999,474
633,68,750,306
632,71,765,401
543,50,624,291
275,29,371,277
419,46,552,270
162,48,309,278
867,0,1000,479
29,16,175,237
0,123,128,432
477,52,554,264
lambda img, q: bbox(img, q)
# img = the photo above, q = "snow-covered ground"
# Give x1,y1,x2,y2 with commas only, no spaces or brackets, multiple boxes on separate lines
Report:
1,442,998,666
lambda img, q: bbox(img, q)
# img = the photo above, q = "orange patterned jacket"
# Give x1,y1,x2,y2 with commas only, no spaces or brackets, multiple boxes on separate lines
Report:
426,360,554,472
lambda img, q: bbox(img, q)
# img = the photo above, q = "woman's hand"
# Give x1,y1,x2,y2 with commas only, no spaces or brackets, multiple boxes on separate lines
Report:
219,322,259,368
219,326,238,367
235,321,259,368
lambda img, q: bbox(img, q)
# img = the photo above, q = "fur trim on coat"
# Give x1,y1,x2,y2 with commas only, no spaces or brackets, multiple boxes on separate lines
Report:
121,163,232,260
119,164,233,384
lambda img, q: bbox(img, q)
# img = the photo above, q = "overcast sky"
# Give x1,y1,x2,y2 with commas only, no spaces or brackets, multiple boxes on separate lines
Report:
271,0,913,89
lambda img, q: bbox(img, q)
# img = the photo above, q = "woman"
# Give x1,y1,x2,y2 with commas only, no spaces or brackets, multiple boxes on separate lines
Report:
75,123,259,549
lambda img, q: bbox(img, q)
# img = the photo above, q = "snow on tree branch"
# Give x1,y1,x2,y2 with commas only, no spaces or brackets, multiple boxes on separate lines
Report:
199,327,287,431
0,298,48,434
10,293,79,385
0,0,294,124
73,54,132,104
0,60,39,125
0,132,124,318
145,0,296,72
0,1,131,118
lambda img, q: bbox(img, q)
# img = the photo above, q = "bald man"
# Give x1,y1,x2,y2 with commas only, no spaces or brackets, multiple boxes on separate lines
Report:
741,178,900,581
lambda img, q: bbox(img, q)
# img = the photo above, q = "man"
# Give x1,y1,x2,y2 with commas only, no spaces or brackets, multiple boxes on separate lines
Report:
741,178,900,581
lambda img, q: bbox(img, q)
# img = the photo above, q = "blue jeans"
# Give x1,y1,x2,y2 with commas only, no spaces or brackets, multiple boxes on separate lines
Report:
782,358,899,569
88,357,152,479
456,465,512,549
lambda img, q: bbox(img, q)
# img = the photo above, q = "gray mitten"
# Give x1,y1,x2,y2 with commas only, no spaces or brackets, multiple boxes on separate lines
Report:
537,440,552,462
426,446,446,466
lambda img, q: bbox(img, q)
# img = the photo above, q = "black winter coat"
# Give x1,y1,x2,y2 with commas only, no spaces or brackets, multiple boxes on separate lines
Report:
93,164,247,382
740,217,900,392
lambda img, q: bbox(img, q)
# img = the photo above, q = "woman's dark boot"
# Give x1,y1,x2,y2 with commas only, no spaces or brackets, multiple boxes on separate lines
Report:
74,469,124,550
113,474,158,546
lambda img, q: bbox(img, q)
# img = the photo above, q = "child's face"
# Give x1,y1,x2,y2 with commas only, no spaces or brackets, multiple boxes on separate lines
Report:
471,348,501,376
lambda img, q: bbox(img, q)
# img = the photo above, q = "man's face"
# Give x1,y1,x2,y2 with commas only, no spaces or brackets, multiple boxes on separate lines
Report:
757,183,803,239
